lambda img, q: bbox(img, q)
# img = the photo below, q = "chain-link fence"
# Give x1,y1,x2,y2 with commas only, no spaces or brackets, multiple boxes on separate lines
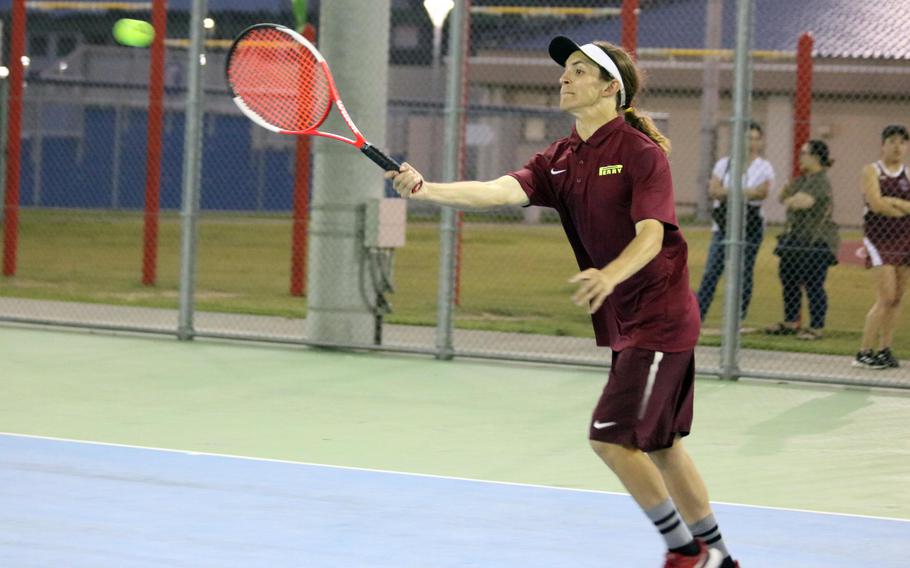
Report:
2,0,909,389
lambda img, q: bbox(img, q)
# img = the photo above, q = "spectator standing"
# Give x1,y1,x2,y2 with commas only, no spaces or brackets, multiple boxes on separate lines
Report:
764,140,839,340
696,122,775,321
855,125,910,369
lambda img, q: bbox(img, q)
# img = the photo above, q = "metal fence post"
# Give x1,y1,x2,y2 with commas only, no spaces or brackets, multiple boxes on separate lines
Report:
435,0,468,360
177,0,208,340
719,0,754,380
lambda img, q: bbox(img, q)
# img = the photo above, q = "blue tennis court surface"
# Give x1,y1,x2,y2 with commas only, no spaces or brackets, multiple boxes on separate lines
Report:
2,433,907,567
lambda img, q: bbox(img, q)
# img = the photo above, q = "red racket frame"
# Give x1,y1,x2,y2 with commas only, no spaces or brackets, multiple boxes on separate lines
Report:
226,23,401,172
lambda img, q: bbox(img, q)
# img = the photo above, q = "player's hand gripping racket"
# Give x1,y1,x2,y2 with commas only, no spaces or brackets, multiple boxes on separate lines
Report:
225,23,402,173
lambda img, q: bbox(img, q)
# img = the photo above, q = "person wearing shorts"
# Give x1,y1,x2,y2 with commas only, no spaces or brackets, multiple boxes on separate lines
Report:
855,124,910,369
387,36,736,568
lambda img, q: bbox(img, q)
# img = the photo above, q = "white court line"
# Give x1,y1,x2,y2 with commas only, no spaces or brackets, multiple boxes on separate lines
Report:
3,431,908,524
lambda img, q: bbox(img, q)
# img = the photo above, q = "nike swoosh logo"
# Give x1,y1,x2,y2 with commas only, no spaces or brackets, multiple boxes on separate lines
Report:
550,168,567,175
592,421,617,429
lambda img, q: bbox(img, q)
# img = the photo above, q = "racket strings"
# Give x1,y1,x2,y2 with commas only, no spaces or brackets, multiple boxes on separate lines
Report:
227,27,332,132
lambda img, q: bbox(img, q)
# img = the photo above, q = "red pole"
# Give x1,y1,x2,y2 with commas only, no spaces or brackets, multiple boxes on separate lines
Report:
792,33,813,178
142,0,167,286
621,0,639,59
453,0,471,306
289,23,316,297
2,0,26,277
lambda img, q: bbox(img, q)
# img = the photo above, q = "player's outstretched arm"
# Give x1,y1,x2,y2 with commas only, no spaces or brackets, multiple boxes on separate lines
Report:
385,163,529,209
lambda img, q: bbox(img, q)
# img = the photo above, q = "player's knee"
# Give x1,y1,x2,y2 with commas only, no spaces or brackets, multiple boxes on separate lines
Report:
589,439,632,466
649,446,683,471
875,290,900,310
648,447,672,469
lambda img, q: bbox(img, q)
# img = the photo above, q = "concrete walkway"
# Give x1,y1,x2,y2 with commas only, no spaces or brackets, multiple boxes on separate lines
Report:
1,297,907,389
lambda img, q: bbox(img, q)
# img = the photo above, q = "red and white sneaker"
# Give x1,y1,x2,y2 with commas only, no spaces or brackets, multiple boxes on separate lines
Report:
663,540,724,568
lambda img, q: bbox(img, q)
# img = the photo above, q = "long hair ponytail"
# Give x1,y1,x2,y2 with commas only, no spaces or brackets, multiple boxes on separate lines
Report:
622,107,671,155
592,41,671,155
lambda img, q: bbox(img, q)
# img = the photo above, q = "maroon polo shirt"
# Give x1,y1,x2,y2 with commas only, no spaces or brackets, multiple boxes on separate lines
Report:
508,116,700,352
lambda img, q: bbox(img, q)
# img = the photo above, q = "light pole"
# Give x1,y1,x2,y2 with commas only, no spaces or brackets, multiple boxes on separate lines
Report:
423,0,454,178
424,0,454,72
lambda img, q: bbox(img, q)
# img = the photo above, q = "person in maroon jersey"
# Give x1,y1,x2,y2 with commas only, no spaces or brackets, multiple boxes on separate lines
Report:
855,124,910,369
386,37,736,568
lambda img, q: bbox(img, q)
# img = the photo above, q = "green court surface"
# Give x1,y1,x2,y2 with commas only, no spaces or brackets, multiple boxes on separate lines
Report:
2,325,908,520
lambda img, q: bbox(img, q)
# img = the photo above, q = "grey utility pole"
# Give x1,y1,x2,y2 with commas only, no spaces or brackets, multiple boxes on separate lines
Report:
307,0,392,344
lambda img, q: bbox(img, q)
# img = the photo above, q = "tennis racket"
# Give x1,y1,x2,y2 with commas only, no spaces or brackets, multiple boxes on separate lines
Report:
225,23,401,173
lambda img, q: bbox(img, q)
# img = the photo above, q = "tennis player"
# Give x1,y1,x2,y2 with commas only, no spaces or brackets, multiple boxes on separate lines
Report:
387,37,736,568
855,124,910,369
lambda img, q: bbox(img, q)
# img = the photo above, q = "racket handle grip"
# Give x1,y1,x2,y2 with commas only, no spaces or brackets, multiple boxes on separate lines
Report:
361,143,401,172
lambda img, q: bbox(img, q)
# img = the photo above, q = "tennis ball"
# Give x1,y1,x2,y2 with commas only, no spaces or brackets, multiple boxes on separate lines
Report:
113,18,155,48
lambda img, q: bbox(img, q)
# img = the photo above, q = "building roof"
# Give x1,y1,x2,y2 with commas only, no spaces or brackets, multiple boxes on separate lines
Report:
490,0,910,60
4,0,907,61
0,0,286,9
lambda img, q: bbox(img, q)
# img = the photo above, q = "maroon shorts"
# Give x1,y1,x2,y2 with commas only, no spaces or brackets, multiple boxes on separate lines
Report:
589,348,695,452
864,237,910,268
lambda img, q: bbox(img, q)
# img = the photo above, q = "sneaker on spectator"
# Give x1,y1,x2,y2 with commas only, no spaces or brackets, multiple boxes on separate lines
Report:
663,540,723,568
853,350,887,369
875,348,900,369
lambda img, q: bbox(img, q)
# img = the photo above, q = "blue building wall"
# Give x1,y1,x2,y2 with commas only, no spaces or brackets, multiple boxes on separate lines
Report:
20,108,299,213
